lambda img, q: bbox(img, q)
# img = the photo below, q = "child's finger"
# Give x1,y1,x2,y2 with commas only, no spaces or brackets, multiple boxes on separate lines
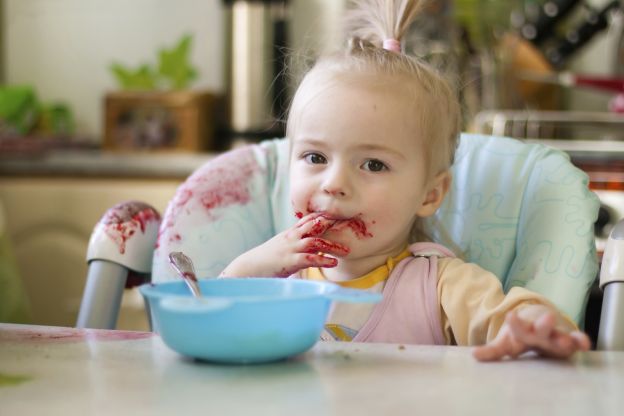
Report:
473,335,520,361
294,253,338,270
272,253,339,277
298,216,337,238
509,310,558,348
570,331,592,351
473,342,506,361
295,211,324,227
529,329,586,359
533,311,556,340
300,238,350,256
506,311,534,341
509,311,565,354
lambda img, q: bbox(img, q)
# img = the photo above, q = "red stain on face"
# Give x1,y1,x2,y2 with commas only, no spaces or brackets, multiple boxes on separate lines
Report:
157,147,262,249
306,213,373,240
334,216,373,239
102,201,161,254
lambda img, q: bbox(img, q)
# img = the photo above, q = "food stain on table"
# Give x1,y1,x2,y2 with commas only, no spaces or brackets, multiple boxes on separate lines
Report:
0,327,154,343
0,373,32,387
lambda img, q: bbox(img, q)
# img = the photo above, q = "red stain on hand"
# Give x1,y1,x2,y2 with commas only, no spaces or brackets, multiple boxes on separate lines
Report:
306,254,338,268
157,147,262,249
274,253,339,277
302,217,337,238
102,201,161,254
304,238,350,256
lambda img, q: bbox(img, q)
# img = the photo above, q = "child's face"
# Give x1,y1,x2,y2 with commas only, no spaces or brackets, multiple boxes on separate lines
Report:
289,76,448,260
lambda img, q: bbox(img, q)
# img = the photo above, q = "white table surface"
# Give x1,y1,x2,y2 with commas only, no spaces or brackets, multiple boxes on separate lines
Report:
1,323,623,416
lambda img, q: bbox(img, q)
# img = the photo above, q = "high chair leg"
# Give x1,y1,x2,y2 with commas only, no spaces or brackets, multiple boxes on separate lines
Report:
76,260,128,329
597,282,624,350
598,219,624,350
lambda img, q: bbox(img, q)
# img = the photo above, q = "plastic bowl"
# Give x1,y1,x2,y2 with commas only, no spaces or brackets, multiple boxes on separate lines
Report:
139,278,381,364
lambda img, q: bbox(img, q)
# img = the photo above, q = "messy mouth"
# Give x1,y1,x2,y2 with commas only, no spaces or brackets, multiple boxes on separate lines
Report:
319,213,373,239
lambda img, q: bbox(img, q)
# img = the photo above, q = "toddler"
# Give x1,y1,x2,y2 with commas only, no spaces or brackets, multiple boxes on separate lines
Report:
220,0,590,361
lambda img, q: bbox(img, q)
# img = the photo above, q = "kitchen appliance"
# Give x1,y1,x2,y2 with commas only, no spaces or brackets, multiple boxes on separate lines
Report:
544,0,621,67
473,109,624,142
519,0,583,45
223,0,289,142
517,70,624,94
618,17,624,76
497,1,622,109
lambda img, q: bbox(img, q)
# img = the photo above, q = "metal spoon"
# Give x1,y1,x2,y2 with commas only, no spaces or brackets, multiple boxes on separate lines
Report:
168,251,202,298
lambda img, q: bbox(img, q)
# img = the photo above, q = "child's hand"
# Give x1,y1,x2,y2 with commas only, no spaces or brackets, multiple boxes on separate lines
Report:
219,213,350,278
472,305,591,361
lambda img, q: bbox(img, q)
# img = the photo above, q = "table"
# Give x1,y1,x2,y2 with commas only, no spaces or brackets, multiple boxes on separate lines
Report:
1,323,623,415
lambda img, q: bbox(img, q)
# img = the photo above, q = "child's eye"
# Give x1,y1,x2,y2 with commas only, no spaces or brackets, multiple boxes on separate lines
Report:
362,159,388,172
303,153,327,164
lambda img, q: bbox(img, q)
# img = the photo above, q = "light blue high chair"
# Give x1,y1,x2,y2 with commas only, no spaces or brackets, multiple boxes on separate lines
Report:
77,133,611,345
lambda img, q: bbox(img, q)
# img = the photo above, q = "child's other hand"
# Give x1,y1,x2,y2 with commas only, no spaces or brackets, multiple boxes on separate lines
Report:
219,213,350,278
472,305,591,362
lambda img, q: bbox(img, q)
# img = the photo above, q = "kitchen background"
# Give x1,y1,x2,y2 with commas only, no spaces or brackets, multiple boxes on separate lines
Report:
1,0,347,143
2,0,622,143
1,0,623,336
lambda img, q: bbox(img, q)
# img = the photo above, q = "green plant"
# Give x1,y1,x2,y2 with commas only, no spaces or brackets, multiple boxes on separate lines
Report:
110,34,198,90
0,85,74,137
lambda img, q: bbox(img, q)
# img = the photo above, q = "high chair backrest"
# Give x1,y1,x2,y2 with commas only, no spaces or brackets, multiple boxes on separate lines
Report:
151,134,599,324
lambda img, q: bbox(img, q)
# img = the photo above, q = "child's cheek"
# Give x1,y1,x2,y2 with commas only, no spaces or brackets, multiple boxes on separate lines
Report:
289,194,312,219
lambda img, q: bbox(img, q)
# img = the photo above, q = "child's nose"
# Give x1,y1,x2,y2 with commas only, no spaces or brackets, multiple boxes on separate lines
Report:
322,166,350,198
324,187,347,197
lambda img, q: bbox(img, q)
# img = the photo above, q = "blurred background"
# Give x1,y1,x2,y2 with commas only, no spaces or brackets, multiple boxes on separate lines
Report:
1,0,623,332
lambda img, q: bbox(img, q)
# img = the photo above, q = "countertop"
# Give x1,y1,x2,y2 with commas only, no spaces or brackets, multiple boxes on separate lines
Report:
0,149,217,179
2,323,624,415
2,138,623,180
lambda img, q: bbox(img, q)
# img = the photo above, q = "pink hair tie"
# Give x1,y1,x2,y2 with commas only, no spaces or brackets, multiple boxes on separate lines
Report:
382,38,401,53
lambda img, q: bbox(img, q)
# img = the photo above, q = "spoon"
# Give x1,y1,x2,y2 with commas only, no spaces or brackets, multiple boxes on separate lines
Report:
168,251,202,297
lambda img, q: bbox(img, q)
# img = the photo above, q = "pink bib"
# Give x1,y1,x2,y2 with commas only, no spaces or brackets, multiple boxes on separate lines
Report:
353,242,455,345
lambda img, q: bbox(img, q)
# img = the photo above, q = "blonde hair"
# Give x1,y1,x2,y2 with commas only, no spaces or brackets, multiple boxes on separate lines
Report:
286,0,461,241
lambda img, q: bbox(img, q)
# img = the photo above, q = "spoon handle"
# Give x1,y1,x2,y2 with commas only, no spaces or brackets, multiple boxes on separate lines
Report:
168,251,202,298
184,275,202,298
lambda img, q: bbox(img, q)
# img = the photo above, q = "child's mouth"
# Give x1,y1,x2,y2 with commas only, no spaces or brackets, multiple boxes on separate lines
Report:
319,213,373,239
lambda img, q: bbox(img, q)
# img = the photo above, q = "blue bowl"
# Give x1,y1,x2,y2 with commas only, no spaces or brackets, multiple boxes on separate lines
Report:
139,278,381,364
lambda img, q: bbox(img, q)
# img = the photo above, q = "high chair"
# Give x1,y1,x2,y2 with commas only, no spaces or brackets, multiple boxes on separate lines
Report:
77,134,606,343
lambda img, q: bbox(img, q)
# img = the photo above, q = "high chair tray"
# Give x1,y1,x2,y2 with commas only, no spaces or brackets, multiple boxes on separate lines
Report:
2,323,624,415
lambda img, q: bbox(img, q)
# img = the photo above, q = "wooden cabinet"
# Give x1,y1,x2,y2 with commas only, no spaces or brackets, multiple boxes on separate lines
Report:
0,177,181,330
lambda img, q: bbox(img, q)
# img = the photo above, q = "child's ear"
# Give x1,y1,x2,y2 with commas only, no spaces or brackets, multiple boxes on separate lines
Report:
416,171,451,217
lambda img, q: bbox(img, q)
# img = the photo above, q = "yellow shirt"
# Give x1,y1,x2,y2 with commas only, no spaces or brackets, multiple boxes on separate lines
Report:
303,249,411,341
303,250,575,345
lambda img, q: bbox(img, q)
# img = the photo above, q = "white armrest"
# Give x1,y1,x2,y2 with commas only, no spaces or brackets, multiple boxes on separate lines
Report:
76,201,160,329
